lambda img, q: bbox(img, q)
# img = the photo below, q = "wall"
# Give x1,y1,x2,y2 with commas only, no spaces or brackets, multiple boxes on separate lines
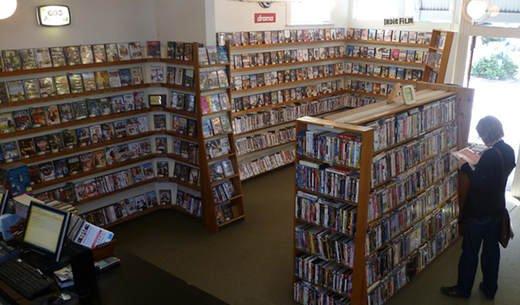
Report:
213,0,349,37
155,0,209,44
0,0,157,49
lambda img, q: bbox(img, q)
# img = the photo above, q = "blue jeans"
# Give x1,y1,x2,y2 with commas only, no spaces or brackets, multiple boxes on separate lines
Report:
457,217,501,297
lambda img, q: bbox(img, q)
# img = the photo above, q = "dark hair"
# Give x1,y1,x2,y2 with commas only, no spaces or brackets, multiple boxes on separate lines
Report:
476,116,504,145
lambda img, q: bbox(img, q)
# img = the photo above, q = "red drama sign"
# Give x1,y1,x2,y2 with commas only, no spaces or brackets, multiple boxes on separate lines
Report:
254,13,276,24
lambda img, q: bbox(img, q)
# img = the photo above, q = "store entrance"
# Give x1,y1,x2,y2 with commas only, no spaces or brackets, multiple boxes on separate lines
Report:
467,36,520,200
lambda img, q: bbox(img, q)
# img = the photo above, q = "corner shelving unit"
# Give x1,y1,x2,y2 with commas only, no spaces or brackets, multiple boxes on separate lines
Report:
0,41,244,233
218,27,455,181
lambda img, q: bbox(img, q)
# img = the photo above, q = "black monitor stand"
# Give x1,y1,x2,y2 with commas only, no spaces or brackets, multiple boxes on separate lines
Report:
19,248,63,274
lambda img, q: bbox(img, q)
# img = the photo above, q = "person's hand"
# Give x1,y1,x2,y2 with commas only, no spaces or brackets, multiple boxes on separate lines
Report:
458,159,468,169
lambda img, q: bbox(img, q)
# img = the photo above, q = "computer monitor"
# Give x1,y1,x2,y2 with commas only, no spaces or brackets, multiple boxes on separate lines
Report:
0,189,9,215
23,202,70,262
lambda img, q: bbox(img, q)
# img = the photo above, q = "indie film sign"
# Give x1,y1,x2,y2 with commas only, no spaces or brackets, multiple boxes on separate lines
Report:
37,5,71,27
384,17,414,26
254,13,276,24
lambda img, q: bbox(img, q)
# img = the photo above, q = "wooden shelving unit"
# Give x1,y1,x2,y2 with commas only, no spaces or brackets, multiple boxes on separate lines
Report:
193,44,245,232
423,30,455,83
292,86,474,305
293,117,373,305
218,27,455,181
0,41,245,233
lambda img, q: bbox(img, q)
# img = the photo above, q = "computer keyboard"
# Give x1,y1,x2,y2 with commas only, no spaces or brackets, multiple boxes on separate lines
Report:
0,259,54,299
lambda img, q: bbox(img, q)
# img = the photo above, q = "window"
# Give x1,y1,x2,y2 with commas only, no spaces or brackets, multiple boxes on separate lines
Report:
412,0,453,23
352,0,454,23
475,0,520,28
287,0,334,26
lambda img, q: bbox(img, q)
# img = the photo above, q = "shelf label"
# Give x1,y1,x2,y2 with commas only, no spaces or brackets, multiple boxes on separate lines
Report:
254,13,276,24
384,17,414,26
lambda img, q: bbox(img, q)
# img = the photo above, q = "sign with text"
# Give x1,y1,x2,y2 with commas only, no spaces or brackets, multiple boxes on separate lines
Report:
254,13,276,24
384,17,414,26
37,5,71,27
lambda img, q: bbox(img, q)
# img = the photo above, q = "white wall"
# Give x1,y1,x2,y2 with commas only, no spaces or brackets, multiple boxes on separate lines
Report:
0,0,157,49
155,0,208,44
213,0,349,34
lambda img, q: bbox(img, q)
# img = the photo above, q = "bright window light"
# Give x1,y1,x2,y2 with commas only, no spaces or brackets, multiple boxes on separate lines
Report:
352,0,455,23
287,0,334,26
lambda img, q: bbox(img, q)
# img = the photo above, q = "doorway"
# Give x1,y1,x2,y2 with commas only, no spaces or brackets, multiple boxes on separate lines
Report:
467,35,520,199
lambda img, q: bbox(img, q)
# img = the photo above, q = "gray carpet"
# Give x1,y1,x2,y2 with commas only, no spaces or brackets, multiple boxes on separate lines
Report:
113,166,520,305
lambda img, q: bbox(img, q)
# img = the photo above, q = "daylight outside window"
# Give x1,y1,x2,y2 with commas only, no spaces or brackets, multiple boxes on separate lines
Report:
475,0,520,28
352,0,454,23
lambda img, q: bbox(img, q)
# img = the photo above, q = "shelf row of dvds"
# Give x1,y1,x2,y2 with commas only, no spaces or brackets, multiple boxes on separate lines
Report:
296,160,360,204
235,126,295,157
344,63,423,83
297,127,362,169
295,254,353,296
295,190,356,237
345,46,428,66
218,28,347,48
0,66,145,104
230,46,346,71
231,80,343,113
0,102,148,141
218,27,442,50
231,62,346,92
239,147,295,181
232,94,355,136
0,41,198,74
346,28,433,46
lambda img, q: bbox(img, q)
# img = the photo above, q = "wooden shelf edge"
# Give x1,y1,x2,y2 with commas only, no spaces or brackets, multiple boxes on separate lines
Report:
16,131,157,165
217,214,245,228
31,154,160,191
345,39,430,49
231,56,349,73
231,90,348,117
229,39,346,51
0,108,150,140
231,74,346,95
237,141,296,158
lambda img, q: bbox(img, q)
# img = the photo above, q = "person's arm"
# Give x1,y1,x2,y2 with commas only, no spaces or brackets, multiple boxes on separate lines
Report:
460,149,500,192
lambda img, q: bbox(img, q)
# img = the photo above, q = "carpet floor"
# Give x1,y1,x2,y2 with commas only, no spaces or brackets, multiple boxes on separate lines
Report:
113,166,520,305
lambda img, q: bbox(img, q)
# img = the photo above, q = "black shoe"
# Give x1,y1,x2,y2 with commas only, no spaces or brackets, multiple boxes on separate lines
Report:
440,286,469,298
479,283,495,300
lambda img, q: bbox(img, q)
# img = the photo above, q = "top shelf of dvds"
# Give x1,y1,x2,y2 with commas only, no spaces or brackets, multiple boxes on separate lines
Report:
0,41,202,78
217,28,347,49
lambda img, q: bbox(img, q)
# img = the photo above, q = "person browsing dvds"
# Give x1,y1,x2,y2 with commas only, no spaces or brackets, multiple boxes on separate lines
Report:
442,116,516,299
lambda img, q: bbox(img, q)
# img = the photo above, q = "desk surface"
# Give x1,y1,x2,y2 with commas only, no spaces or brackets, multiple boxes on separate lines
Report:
94,251,229,305
0,250,229,305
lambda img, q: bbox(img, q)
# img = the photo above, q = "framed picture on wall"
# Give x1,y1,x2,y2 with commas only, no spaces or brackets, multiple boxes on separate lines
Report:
401,85,416,105
148,95,166,107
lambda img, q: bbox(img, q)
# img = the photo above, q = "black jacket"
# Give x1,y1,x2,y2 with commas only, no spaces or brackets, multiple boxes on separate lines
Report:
461,140,516,219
